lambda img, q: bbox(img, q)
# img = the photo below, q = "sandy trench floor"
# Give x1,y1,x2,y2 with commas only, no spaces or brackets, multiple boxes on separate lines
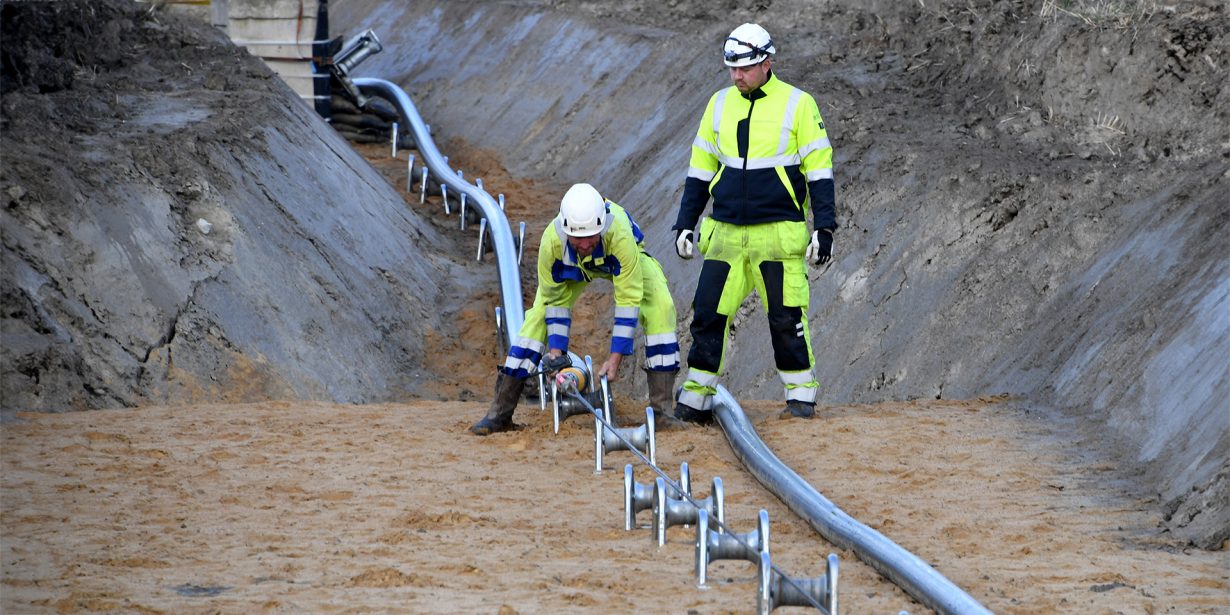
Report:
2,396,1227,615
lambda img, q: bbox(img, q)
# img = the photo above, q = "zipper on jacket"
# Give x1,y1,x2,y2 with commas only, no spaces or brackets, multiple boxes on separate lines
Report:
741,97,755,223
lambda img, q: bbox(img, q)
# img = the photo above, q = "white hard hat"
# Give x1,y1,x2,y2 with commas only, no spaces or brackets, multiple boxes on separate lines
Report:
724,23,775,67
559,183,608,237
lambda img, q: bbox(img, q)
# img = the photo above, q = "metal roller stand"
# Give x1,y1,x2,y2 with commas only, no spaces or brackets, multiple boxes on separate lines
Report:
437,156,450,213
584,356,596,393
517,221,526,265
470,178,485,230
543,354,595,415
493,307,507,363
653,475,724,546
625,462,691,531
553,362,610,433
476,218,488,261
696,508,770,586
595,405,655,474
457,170,468,229
549,352,588,427
537,358,548,412
757,551,839,615
553,354,597,415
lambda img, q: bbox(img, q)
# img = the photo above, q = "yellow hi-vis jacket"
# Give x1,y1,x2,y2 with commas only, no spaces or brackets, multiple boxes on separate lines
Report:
673,72,835,233
498,202,682,379
538,201,645,356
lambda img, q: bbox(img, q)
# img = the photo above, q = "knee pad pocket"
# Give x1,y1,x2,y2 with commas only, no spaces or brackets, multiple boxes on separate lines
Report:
781,259,809,308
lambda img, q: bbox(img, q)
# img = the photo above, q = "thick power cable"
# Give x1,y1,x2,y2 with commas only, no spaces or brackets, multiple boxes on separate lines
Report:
713,386,993,615
354,78,525,348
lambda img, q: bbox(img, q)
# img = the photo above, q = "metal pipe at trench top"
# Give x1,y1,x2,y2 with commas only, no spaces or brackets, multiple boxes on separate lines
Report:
713,386,994,615
354,77,524,347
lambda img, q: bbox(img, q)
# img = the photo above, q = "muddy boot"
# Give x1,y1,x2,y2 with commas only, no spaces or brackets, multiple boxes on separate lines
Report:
470,374,526,436
646,369,686,431
778,400,815,419
674,401,713,425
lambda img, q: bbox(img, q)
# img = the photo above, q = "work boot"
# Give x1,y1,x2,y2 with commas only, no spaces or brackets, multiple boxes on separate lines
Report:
778,400,815,419
470,374,527,436
646,370,686,431
673,401,713,426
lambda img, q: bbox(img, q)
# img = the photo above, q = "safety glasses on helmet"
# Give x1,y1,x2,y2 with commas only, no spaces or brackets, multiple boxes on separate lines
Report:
724,37,771,63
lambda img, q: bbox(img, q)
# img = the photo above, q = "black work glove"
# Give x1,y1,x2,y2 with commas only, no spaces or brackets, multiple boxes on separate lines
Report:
806,229,833,266
543,353,571,374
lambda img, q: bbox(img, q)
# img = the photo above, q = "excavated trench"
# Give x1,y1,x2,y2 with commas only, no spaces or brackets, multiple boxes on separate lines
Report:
1,0,1228,613
330,0,1227,547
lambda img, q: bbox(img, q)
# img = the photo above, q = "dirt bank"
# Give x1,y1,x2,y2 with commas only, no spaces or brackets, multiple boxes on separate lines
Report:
1,0,471,411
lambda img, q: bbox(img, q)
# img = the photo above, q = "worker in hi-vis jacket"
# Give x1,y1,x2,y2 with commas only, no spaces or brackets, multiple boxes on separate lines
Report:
671,23,837,424
471,183,685,435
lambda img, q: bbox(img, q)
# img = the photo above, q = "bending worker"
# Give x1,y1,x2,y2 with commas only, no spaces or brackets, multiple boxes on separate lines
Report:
672,23,836,423
471,183,684,435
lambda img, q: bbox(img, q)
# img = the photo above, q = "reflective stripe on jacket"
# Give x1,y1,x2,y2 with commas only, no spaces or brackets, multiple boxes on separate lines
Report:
674,73,835,233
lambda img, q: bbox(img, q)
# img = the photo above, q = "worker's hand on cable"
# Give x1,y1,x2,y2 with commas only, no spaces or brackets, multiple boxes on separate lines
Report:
597,353,623,383
806,229,833,266
543,352,571,375
675,229,694,259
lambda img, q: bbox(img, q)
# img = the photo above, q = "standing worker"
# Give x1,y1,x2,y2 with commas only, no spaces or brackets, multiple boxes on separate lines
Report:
671,23,836,423
471,183,685,435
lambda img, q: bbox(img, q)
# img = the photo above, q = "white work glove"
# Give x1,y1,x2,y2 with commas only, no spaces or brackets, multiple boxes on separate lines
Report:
805,229,833,266
675,229,695,259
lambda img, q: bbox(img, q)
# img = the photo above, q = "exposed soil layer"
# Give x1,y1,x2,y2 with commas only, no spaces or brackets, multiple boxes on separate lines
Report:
1,0,466,411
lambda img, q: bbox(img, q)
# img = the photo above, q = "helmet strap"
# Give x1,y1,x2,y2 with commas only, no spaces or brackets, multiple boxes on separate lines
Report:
724,37,773,62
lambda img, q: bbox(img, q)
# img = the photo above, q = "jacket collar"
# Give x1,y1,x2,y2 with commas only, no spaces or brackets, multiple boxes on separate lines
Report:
739,70,778,101
562,233,606,266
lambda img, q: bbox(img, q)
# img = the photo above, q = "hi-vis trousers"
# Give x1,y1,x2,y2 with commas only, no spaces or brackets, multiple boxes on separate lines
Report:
678,218,818,410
